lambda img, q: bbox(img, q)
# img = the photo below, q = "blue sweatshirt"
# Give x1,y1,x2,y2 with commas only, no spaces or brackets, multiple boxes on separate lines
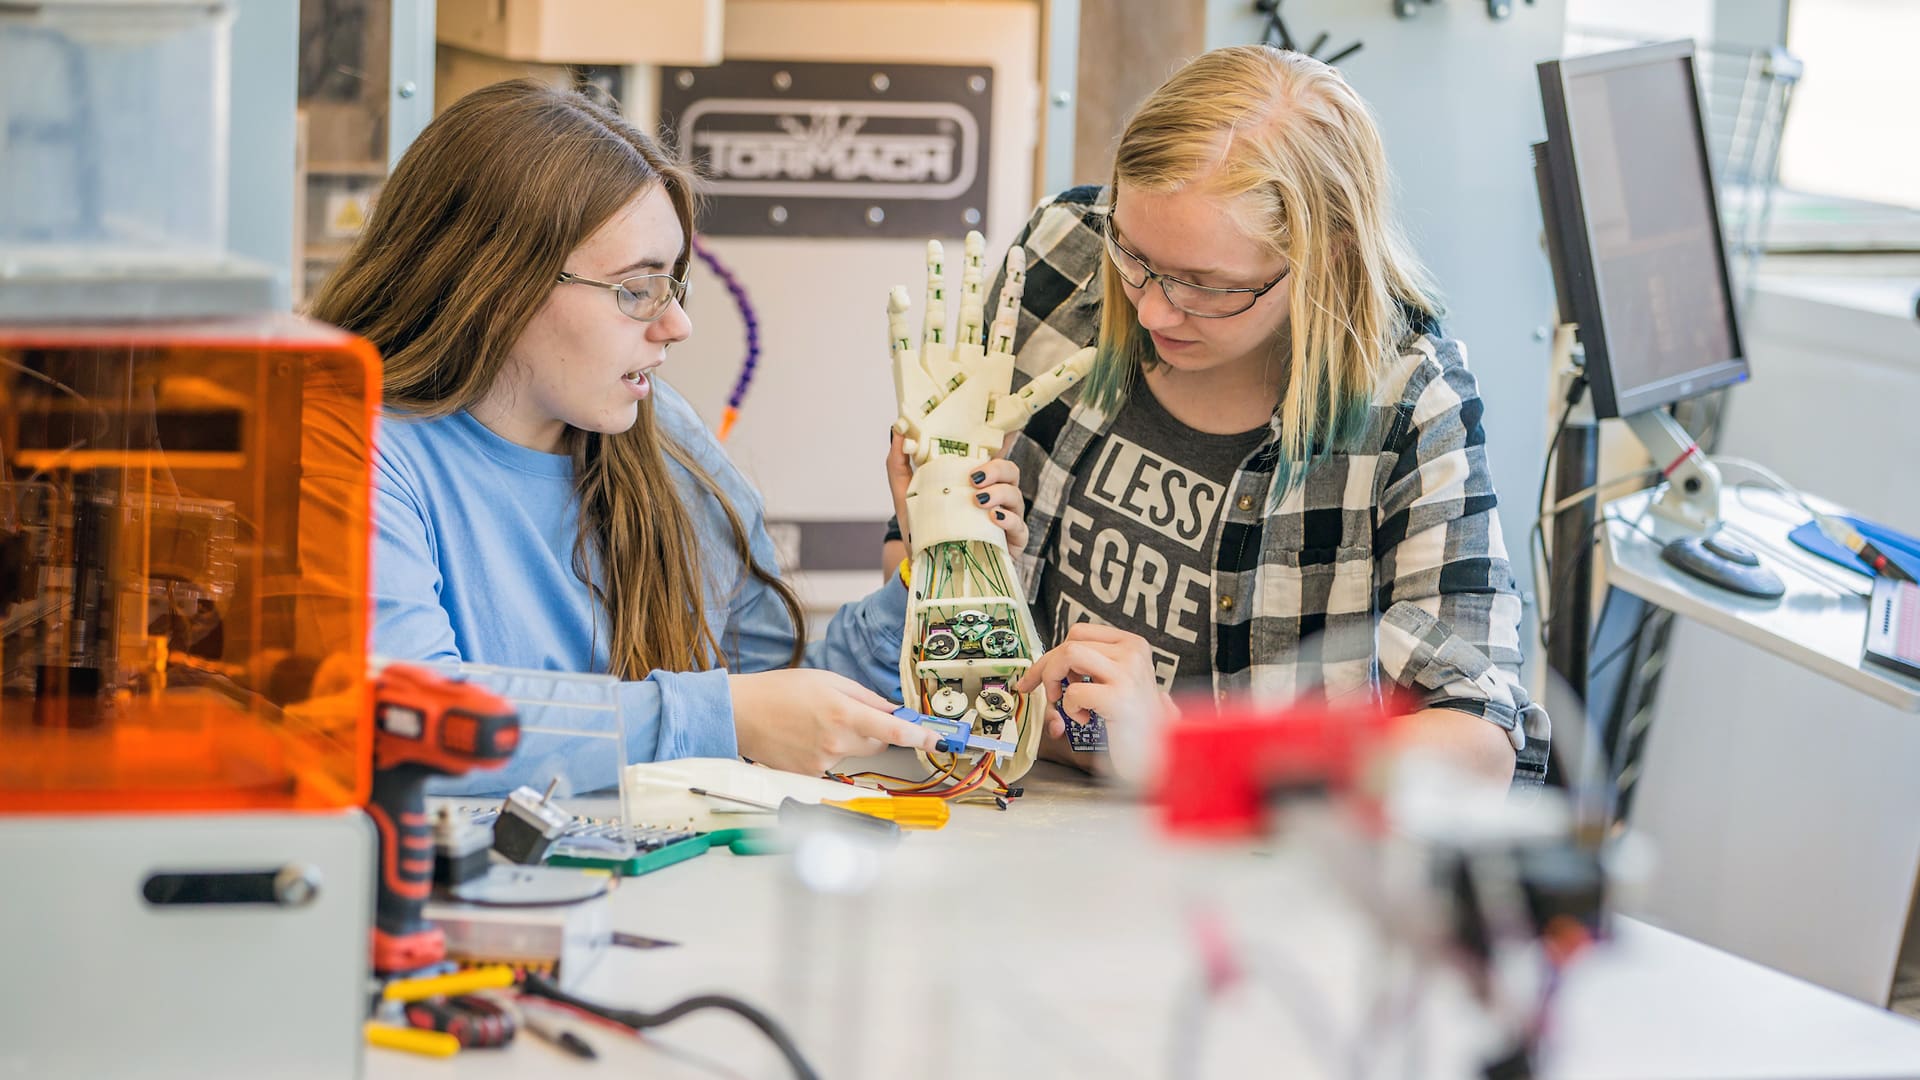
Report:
371,380,906,795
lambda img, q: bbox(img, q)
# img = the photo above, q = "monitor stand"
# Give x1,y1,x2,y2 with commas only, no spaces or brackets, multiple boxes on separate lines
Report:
1623,407,1786,600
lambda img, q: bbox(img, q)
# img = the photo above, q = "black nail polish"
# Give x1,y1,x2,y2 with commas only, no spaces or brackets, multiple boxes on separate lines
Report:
971,471,986,485
995,510,1006,520
976,493,990,504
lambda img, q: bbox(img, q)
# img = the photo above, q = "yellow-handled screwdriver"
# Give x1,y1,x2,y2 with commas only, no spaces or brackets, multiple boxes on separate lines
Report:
689,788,949,831
823,796,949,830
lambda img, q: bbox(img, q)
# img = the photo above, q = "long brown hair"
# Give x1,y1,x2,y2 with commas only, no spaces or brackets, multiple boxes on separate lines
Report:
312,79,804,676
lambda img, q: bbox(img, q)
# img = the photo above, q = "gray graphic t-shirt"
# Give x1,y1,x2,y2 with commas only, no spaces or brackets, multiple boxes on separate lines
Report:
1037,384,1269,698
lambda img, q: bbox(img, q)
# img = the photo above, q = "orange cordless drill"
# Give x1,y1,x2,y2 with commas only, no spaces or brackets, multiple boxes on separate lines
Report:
368,664,520,974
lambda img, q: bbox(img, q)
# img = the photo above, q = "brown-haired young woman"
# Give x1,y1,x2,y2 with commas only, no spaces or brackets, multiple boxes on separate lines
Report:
312,81,1010,793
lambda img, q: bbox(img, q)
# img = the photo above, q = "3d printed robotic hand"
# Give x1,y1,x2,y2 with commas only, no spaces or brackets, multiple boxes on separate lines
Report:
888,232,1095,784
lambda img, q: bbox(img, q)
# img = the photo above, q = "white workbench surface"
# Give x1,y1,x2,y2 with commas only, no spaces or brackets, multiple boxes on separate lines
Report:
369,764,1920,1079
1602,486,1920,712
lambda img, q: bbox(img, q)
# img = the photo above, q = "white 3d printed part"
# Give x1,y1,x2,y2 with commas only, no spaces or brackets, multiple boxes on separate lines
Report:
888,232,1095,783
623,758,893,830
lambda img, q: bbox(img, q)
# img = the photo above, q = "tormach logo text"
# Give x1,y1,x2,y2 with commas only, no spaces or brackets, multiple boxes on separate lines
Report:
680,99,980,200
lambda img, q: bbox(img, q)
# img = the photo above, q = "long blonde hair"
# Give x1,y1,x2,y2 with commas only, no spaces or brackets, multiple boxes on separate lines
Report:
1084,45,1441,501
312,80,804,677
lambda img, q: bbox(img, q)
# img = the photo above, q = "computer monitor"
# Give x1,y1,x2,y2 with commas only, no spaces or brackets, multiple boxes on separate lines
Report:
1536,41,1748,420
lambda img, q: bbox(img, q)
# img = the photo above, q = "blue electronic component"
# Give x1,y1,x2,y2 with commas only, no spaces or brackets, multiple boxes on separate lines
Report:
1065,716,1109,752
1058,679,1109,752
893,706,1014,757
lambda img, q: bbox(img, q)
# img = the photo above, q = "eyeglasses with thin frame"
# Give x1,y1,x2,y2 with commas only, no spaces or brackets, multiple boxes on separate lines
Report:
1102,214,1289,319
555,270,692,322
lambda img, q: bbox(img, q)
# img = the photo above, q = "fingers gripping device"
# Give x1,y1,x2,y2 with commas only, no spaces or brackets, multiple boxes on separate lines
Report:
888,232,1094,783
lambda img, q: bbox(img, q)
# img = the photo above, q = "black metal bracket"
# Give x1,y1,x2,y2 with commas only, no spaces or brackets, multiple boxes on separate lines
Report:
1253,0,1363,66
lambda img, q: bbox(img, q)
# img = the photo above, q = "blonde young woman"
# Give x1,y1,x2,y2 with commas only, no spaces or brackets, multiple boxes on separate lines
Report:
960,47,1546,783
313,81,1030,793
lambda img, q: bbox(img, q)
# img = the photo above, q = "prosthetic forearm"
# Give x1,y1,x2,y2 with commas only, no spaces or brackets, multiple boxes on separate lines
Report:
888,232,1094,783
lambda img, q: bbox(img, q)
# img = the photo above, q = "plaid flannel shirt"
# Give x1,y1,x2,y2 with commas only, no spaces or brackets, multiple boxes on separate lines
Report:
992,186,1548,783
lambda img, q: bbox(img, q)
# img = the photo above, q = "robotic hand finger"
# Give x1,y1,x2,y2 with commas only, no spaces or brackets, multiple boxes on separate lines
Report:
988,346,1097,433
888,233,1052,464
